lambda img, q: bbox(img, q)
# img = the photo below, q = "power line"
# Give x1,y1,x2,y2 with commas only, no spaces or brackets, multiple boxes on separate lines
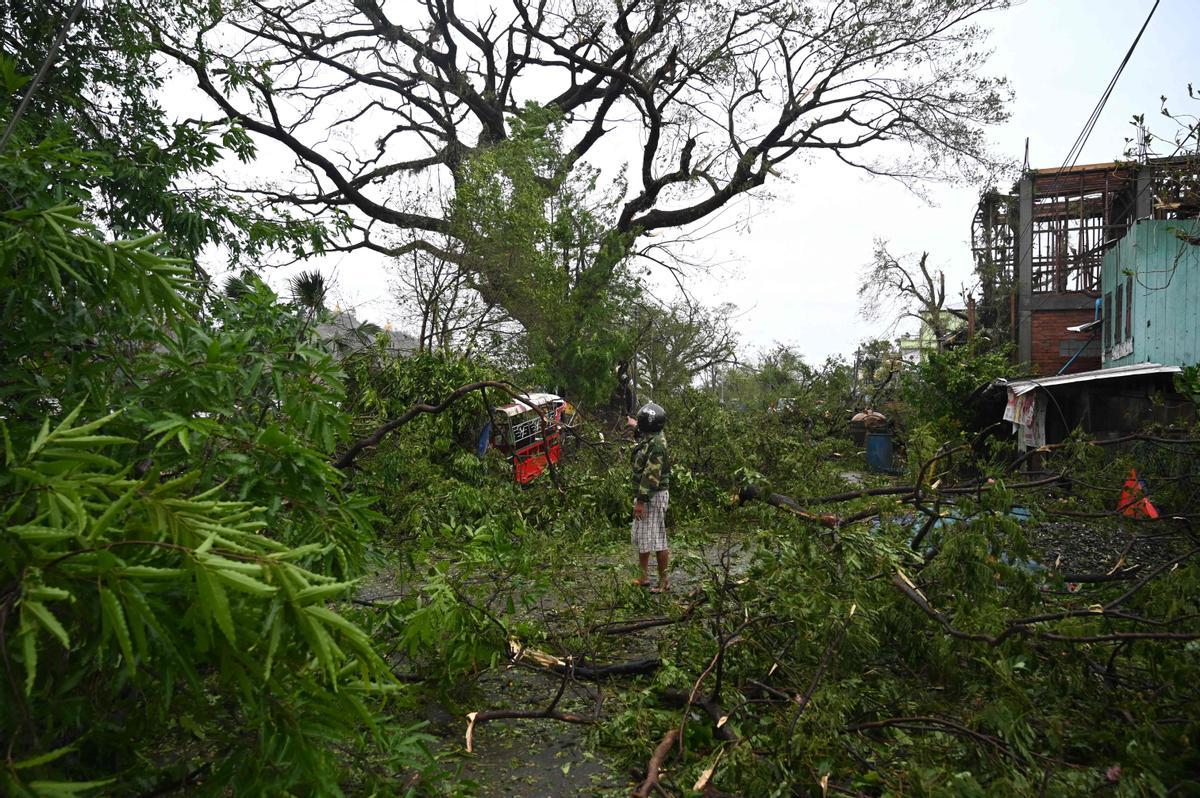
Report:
1050,0,1160,181
1004,0,1162,338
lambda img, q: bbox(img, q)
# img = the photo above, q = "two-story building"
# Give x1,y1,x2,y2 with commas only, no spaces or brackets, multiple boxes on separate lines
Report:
977,156,1197,448
973,156,1197,376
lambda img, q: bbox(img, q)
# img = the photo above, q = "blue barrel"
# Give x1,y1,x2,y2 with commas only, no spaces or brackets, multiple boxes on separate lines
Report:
865,432,894,473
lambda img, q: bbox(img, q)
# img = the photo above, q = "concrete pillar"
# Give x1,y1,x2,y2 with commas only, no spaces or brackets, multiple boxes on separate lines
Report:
1136,164,1154,220
1017,174,1034,367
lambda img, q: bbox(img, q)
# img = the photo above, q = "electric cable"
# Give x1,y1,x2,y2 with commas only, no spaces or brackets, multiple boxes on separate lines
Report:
1049,0,1160,182
999,0,1162,357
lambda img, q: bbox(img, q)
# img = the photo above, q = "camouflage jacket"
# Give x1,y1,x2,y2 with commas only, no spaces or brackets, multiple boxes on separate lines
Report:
631,431,671,501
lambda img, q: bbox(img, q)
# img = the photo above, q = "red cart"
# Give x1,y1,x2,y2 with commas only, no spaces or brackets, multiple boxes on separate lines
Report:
483,393,576,484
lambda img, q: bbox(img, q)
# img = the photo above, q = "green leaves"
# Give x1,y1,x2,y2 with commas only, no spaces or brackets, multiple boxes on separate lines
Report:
11,746,76,771
0,53,32,93
17,601,65,695
25,779,115,798
0,133,407,792
195,565,236,644
22,601,71,650
3,390,399,790
99,588,134,671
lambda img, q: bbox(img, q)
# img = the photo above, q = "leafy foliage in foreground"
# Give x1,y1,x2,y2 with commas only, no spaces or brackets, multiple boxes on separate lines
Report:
0,134,429,795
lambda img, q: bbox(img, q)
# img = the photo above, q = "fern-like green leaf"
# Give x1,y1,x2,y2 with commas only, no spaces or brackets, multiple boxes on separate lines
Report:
24,601,70,650
196,566,236,645
99,588,135,672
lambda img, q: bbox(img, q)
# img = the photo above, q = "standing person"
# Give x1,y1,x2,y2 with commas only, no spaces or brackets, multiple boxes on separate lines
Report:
630,402,671,593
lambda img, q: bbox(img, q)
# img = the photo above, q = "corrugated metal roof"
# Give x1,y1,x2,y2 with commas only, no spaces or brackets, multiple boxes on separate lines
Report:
1004,363,1181,396
495,392,562,417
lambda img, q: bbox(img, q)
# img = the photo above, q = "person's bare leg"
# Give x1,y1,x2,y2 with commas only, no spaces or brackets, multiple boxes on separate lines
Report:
633,551,651,586
651,549,669,592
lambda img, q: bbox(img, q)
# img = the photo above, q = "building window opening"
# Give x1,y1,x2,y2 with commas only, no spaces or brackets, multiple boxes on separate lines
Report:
1125,274,1133,341
1104,291,1113,350
1114,283,1124,344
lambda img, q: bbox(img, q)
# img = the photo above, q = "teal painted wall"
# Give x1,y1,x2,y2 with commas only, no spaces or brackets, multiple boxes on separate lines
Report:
1101,220,1200,368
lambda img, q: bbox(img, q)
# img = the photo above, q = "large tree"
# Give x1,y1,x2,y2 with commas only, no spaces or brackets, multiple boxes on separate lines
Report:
633,298,739,396
153,0,1012,392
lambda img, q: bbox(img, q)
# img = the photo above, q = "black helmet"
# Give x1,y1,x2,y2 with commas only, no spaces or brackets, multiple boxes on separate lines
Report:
635,402,667,434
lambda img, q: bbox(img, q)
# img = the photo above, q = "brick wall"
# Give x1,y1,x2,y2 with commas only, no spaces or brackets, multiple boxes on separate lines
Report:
1029,309,1100,375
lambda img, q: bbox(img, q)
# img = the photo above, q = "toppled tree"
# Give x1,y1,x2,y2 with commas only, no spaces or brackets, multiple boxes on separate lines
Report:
858,239,967,349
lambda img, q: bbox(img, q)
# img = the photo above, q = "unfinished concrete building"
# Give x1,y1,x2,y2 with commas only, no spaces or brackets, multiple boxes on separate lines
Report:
972,158,1195,376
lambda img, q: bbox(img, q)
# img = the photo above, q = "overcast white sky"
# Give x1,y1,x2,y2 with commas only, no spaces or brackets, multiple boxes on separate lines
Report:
211,0,1200,366
681,0,1200,363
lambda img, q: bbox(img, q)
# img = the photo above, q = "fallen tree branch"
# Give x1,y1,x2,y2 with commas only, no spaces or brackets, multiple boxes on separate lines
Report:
736,486,887,529
909,508,941,552
913,444,970,504
736,485,841,526
334,379,559,472
511,643,663,681
893,568,1200,647
1104,545,1200,610
464,706,595,753
737,476,1066,521
560,658,662,681
676,622,751,755
847,715,1024,764
892,570,998,644
743,678,799,704
632,729,680,798
583,587,709,637
592,615,695,635
661,689,737,742
465,659,598,752
1057,568,1143,583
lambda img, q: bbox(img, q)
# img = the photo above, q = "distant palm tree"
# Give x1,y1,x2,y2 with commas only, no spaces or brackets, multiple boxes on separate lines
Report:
223,272,254,300
227,269,385,354
289,270,328,315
